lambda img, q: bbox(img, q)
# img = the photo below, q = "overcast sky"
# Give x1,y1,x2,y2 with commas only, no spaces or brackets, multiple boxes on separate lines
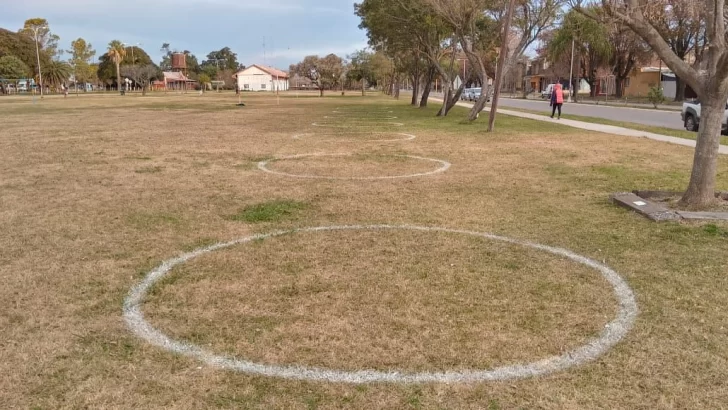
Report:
1,0,369,69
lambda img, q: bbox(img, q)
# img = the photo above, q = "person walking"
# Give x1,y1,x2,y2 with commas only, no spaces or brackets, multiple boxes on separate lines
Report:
550,83,564,119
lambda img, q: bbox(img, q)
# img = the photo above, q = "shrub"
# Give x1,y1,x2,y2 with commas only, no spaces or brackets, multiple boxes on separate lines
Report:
647,86,665,108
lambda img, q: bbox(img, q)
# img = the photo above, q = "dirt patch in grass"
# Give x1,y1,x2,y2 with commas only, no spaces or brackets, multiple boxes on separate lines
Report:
2,92,728,409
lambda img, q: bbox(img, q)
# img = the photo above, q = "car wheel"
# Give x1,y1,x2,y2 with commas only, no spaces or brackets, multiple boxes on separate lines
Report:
685,114,698,132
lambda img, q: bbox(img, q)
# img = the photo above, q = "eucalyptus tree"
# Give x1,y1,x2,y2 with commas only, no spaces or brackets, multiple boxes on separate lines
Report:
356,0,460,115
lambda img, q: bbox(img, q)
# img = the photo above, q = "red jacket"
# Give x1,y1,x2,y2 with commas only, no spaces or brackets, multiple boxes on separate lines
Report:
551,84,564,104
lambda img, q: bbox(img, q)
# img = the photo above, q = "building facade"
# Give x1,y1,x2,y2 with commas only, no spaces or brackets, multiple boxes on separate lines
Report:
234,65,289,92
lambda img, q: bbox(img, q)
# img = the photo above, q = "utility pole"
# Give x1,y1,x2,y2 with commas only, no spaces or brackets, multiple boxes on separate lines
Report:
31,25,48,99
488,0,516,132
567,38,575,103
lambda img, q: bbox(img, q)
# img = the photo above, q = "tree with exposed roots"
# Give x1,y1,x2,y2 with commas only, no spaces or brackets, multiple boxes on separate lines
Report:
107,40,126,94
574,0,727,208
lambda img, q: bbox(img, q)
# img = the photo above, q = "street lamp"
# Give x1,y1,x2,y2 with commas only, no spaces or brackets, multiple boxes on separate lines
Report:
29,25,48,99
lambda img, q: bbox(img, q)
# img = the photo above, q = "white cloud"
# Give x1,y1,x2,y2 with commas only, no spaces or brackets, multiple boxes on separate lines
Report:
251,41,369,64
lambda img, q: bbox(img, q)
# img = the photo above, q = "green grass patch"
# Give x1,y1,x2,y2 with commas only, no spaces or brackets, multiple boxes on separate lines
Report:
704,224,728,237
228,200,310,223
134,166,163,174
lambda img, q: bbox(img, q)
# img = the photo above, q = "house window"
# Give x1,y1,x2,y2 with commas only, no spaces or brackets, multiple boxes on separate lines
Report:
261,84,266,89
625,78,631,88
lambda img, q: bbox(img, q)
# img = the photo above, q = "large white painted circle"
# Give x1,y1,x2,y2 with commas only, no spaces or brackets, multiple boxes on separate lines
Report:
123,225,638,384
257,153,450,180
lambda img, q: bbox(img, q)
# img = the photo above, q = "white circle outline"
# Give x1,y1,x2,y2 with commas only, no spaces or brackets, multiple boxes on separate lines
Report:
256,153,450,180
123,225,638,384
324,115,399,120
312,121,405,128
292,132,417,143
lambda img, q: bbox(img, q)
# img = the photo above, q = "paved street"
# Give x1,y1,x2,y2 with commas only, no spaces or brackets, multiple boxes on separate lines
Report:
498,98,684,130
421,91,685,130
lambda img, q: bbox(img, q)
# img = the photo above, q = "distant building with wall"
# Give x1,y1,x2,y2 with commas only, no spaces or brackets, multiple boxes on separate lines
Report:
234,65,289,92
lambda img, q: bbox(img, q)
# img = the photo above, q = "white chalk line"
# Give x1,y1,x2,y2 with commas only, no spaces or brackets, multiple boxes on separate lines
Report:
292,132,417,143
312,121,405,128
324,115,399,120
123,225,638,384
256,153,450,180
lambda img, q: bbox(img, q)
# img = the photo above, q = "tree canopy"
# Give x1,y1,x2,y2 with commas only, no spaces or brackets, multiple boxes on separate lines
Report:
19,18,61,60
98,44,155,84
291,54,345,96
0,55,31,79
0,28,51,77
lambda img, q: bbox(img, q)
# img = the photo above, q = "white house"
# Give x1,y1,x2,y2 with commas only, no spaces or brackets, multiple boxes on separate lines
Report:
233,65,289,92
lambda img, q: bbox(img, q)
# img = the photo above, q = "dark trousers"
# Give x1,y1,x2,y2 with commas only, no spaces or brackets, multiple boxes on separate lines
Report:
551,103,562,118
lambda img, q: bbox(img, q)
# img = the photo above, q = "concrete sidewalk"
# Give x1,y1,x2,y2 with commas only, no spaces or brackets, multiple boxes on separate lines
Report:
450,99,728,155
510,95,683,111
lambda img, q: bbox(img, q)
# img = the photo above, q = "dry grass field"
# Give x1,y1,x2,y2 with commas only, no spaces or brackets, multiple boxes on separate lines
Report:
1,91,727,409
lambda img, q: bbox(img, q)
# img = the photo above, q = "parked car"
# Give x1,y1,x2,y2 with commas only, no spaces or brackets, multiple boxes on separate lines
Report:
461,88,474,101
681,99,728,133
541,84,556,99
469,87,482,101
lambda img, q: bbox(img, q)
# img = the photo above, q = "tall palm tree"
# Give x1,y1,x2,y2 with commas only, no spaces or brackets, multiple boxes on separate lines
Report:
41,60,72,92
107,40,126,94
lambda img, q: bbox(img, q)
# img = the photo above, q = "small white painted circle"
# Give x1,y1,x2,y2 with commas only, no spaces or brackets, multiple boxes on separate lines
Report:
124,225,637,384
331,110,395,114
257,153,450,180
325,115,399,120
292,132,416,142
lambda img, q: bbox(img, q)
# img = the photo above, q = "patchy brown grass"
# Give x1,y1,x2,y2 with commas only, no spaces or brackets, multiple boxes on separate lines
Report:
146,229,614,373
1,91,728,409
263,153,442,179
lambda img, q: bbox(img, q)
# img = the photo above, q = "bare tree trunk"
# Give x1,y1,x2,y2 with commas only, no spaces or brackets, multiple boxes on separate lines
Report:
319,87,324,97
468,88,489,121
614,77,624,98
362,79,366,96
115,63,122,95
394,76,400,100
675,76,686,101
437,81,451,116
444,82,465,114
573,56,581,103
420,67,435,108
411,75,419,106
680,95,724,208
